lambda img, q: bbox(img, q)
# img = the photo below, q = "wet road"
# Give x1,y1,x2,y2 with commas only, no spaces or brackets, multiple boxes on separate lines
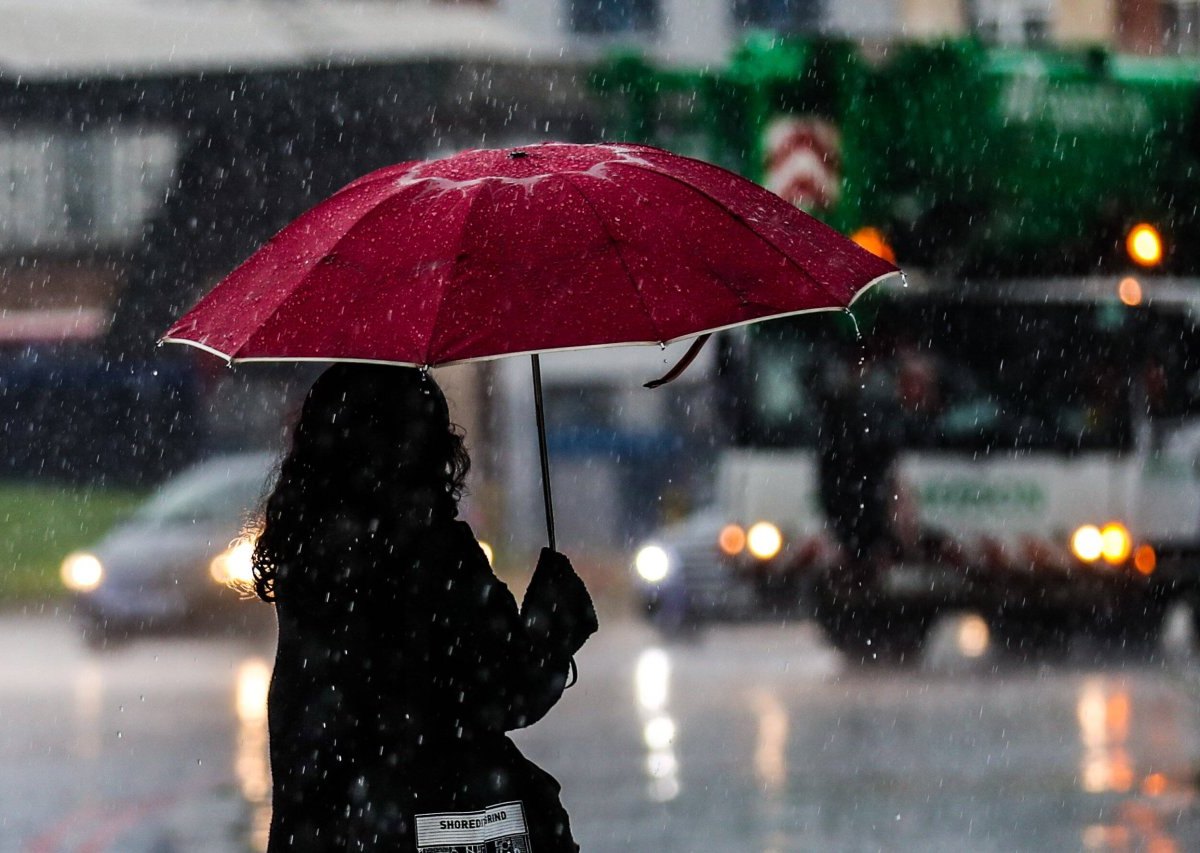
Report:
3,607,1200,852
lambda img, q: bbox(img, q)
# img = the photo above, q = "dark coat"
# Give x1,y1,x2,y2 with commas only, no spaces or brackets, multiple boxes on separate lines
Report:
266,518,598,852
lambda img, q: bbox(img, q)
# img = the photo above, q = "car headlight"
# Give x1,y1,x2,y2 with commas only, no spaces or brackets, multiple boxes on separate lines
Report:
1071,522,1133,566
62,551,104,592
1071,525,1104,562
1099,523,1132,564
210,536,257,587
747,521,783,560
635,545,671,583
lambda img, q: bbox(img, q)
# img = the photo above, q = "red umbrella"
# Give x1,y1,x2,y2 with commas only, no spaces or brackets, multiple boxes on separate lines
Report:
163,142,899,548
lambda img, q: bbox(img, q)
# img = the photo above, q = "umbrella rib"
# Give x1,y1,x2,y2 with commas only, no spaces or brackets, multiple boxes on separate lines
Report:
207,177,419,359
612,161,855,310
236,180,476,360
558,174,665,343
422,182,491,364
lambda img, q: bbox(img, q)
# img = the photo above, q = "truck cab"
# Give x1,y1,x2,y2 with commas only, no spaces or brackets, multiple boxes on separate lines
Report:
634,275,1200,657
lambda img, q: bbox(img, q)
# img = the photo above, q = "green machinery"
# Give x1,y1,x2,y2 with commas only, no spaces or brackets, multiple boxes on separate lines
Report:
593,35,1200,279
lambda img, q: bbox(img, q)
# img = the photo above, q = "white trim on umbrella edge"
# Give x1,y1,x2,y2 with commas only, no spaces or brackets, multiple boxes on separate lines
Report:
158,269,901,369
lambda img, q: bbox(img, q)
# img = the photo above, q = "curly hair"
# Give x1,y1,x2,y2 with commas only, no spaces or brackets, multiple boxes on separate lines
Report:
252,364,470,603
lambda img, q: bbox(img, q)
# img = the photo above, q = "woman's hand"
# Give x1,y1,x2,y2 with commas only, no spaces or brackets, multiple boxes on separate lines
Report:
521,549,599,656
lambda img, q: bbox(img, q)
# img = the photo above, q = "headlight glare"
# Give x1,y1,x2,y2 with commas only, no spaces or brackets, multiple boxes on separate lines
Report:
210,536,257,587
635,545,671,583
746,521,783,560
1071,525,1104,562
62,552,104,592
1100,523,1132,564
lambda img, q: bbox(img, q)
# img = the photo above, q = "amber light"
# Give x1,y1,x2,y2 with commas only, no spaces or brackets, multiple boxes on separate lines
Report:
718,524,746,556
1134,544,1156,576
1117,276,1142,306
1126,223,1163,268
850,227,896,264
1142,773,1168,797
1100,523,1132,565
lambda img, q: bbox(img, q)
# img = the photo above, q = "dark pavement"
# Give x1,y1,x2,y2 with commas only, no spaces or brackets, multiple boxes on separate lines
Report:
4,606,1200,851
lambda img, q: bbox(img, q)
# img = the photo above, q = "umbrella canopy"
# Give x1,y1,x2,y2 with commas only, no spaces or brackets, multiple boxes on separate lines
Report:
162,143,897,366
163,142,900,549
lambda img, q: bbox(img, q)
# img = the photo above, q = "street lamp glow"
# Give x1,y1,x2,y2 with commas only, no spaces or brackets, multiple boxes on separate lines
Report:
1126,223,1163,267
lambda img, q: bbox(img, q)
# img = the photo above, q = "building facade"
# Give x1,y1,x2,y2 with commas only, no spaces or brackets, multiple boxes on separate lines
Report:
498,0,1200,55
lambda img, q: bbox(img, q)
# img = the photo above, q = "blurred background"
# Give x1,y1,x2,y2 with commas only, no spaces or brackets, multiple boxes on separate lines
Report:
8,1,1200,851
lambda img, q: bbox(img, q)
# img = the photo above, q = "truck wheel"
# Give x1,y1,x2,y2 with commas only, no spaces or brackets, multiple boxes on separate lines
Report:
1089,603,1166,658
644,595,702,638
988,615,1070,661
813,598,931,665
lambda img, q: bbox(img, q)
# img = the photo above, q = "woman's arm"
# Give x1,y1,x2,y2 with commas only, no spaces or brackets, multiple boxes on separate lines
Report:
423,522,597,733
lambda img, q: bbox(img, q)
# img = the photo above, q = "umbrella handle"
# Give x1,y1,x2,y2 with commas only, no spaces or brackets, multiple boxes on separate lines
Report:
531,354,556,552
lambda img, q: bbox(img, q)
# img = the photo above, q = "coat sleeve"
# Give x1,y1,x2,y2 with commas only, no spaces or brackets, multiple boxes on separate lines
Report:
423,521,597,734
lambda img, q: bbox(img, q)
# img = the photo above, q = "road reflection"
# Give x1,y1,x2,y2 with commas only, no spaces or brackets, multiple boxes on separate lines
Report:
751,688,791,853
1074,676,1197,851
14,614,1200,850
1078,678,1134,794
235,656,272,852
72,660,103,761
634,647,679,802
751,689,788,793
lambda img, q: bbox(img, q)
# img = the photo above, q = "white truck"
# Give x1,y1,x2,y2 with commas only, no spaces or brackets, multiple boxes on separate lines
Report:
632,276,1200,659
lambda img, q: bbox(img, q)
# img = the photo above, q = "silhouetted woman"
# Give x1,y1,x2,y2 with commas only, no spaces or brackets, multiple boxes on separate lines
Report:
253,364,597,852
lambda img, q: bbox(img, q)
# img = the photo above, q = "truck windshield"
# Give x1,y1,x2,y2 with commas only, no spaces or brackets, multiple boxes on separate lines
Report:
733,297,1178,453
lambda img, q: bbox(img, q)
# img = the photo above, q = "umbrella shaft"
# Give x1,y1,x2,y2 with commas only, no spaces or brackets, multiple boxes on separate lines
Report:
531,354,556,552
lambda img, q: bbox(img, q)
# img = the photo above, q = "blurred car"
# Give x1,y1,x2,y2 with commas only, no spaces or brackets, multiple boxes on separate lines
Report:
62,451,278,647
632,508,765,632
